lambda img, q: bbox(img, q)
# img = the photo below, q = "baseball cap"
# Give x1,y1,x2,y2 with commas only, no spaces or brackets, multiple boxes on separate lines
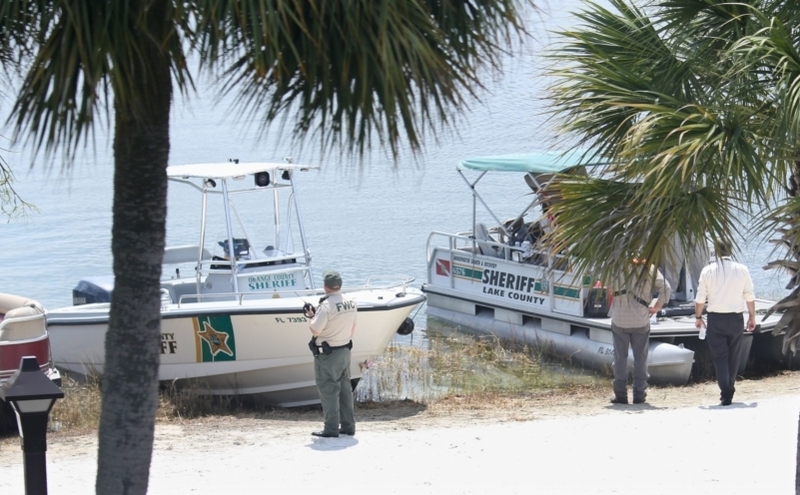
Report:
323,270,342,289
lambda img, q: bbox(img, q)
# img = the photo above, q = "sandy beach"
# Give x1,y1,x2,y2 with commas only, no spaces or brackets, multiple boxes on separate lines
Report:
2,372,799,494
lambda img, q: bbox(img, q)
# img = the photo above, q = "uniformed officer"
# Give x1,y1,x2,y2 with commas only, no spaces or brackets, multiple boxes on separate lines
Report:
306,270,357,438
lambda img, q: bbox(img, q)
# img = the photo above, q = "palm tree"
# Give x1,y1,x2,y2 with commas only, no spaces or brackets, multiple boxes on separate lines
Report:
544,0,800,490
0,1,532,493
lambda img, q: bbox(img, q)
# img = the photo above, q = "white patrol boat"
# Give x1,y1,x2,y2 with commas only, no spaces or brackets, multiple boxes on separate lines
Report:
45,160,425,406
422,152,786,385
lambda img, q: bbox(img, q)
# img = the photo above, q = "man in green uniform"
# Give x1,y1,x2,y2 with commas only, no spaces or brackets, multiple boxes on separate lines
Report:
306,270,357,438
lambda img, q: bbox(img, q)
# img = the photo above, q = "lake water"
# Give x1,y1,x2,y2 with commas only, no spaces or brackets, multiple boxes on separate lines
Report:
0,2,790,342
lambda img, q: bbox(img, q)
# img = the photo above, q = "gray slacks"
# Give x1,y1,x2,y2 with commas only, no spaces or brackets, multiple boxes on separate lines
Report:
314,348,355,435
706,312,744,401
611,322,650,399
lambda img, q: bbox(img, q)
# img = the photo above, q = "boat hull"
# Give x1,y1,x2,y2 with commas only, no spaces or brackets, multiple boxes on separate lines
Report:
46,288,424,407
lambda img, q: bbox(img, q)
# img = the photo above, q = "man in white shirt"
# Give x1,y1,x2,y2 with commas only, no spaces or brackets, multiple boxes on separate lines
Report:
694,241,756,406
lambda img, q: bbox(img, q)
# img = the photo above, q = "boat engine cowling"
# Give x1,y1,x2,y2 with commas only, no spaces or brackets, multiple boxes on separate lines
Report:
72,277,115,305
396,317,415,336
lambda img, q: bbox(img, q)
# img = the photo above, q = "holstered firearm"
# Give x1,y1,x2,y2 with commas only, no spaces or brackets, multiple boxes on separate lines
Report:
308,336,320,356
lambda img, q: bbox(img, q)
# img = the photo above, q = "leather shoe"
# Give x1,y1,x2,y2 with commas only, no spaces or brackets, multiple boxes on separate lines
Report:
633,397,646,404
339,429,355,436
311,431,339,438
609,396,628,405
720,399,732,406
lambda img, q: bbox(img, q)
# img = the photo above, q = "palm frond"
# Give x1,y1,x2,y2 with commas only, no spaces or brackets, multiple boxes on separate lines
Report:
7,1,193,163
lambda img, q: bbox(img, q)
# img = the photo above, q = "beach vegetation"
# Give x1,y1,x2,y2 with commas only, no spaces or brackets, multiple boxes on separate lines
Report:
1,332,604,438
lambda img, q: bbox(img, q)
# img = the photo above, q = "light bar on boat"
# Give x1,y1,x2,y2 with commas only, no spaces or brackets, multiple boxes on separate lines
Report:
167,162,320,180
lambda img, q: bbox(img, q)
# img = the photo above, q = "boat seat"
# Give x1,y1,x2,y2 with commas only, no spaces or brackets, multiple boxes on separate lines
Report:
219,238,251,260
0,305,46,341
475,223,501,258
0,292,41,315
163,245,213,265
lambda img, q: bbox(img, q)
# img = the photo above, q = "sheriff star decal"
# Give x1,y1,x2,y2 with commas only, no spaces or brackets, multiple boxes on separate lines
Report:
198,320,234,357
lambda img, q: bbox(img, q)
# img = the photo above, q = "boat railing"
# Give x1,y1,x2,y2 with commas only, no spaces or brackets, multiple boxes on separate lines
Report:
174,277,419,308
176,291,260,306
197,253,310,271
426,230,570,271
351,277,417,294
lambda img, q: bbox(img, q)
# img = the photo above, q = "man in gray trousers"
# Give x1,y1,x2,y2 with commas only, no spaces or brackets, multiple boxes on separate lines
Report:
306,270,358,438
610,258,670,405
694,240,756,406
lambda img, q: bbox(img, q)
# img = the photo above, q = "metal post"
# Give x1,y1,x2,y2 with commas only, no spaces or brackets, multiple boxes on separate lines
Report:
17,411,51,495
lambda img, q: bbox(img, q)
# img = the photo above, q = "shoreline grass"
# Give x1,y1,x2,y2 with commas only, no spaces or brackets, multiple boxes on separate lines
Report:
1,330,606,438
2,326,786,439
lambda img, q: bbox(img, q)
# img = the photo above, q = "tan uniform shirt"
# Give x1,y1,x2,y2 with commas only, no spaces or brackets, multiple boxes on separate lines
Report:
309,291,357,347
610,266,671,328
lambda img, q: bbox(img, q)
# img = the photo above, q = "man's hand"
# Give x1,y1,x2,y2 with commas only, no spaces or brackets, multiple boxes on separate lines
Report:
746,314,756,332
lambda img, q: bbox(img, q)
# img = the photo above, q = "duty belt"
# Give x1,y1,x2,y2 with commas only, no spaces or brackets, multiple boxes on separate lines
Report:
612,290,650,308
315,340,353,355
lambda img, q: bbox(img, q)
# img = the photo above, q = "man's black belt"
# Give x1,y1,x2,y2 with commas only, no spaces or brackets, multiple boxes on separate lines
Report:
314,340,353,355
613,290,650,308
323,341,353,350
309,338,353,356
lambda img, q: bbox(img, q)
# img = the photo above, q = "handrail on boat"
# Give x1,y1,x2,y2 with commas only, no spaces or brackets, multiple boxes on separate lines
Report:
174,277,419,308
352,277,417,293
425,230,569,270
196,254,310,270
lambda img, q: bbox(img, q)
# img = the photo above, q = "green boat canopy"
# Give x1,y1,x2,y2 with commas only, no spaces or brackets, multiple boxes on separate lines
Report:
457,151,588,174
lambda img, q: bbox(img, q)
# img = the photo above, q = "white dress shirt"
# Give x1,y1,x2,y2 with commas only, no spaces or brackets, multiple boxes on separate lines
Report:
695,257,755,313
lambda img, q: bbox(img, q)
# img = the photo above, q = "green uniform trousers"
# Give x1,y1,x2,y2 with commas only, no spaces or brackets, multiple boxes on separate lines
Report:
314,347,355,435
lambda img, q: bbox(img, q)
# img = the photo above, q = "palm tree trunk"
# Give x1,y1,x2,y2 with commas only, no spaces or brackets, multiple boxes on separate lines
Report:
796,409,800,494
95,4,172,493
787,161,800,495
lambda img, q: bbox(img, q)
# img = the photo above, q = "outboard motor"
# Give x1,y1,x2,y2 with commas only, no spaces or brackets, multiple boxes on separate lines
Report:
72,276,115,305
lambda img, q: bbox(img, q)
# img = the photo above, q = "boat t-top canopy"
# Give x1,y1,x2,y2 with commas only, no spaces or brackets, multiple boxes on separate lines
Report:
167,162,320,180
456,151,595,240
166,160,321,294
457,151,585,174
